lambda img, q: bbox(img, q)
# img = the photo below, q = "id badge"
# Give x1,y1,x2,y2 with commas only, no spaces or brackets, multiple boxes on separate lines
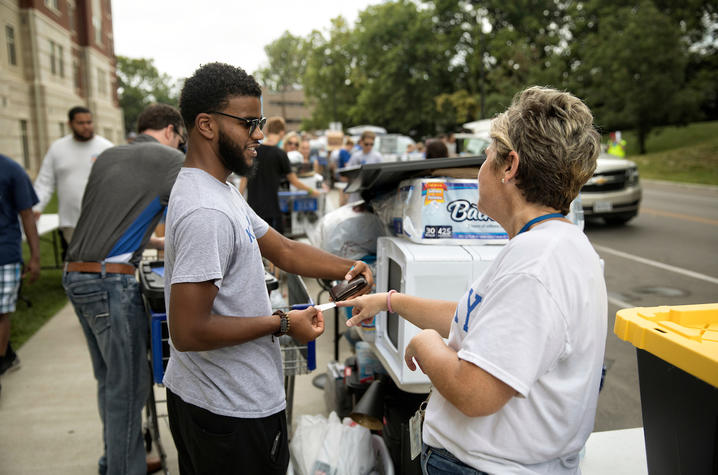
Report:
409,400,428,460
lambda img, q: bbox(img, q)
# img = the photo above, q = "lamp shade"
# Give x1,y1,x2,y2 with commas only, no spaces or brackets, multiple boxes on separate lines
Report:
350,378,385,431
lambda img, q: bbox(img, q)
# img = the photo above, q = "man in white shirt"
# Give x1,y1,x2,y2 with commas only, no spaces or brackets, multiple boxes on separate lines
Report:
32,106,113,256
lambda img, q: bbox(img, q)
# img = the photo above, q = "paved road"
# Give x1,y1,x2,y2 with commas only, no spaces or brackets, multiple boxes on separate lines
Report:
584,180,718,431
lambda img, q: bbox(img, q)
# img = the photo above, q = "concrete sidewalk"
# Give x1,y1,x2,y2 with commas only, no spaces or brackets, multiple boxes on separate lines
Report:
0,278,349,475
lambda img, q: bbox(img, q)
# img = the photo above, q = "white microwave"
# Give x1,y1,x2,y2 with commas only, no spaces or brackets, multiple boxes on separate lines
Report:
371,236,504,391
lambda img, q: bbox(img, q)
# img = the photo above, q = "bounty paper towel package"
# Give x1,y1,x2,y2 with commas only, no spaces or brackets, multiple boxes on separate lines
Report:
398,178,508,244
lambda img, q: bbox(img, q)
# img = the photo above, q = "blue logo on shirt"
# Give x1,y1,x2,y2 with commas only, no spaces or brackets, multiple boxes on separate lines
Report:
454,288,482,332
245,217,255,243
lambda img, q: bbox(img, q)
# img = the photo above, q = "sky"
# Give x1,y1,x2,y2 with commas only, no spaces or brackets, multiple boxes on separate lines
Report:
111,0,384,81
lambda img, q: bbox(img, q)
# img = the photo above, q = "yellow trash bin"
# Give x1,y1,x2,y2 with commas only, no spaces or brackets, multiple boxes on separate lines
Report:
614,303,718,475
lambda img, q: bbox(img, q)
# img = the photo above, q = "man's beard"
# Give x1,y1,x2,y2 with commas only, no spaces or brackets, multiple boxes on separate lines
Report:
72,130,93,142
218,129,256,178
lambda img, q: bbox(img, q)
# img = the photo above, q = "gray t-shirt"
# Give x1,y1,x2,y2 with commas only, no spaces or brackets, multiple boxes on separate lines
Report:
162,167,284,418
67,134,184,266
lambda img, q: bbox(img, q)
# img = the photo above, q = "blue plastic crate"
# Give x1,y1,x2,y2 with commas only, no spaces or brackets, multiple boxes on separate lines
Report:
279,196,290,213
293,197,318,212
150,312,169,385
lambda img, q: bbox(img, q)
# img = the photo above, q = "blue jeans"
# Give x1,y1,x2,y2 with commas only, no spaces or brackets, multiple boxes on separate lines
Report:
63,271,150,475
421,444,489,475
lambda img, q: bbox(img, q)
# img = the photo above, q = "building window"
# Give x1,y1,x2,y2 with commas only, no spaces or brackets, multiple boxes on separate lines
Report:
49,41,65,77
6,25,16,66
92,0,102,45
73,59,81,91
58,44,64,77
69,4,76,32
50,40,57,74
97,67,107,95
20,120,30,169
44,0,60,10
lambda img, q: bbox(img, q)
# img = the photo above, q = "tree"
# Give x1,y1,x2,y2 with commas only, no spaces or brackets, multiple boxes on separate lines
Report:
254,31,307,119
302,18,361,130
116,56,178,136
573,1,690,153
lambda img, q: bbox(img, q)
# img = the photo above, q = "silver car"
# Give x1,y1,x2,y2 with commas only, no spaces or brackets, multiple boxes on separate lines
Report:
581,154,642,224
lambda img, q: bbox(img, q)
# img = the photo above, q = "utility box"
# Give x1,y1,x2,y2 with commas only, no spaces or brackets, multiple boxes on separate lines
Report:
614,303,718,475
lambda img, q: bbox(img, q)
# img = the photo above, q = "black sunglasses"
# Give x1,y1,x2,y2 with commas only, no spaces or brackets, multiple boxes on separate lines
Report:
207,111,266,136
173,125,186,149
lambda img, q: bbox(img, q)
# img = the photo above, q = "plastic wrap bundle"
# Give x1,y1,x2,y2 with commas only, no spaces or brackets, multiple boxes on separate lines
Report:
307,204,387,260
290,412,376,475
394,178,508,245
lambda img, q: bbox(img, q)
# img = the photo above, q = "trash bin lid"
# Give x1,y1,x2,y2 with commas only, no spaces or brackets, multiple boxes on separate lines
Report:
614,303,718,387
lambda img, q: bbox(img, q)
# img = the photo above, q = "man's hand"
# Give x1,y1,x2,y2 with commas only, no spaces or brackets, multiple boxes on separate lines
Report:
33,210,42,222
287,307,325,344
23,256,41,284
343,260,374,296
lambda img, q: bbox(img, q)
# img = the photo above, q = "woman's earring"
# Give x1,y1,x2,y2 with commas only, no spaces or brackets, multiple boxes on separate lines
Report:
501,178,505,184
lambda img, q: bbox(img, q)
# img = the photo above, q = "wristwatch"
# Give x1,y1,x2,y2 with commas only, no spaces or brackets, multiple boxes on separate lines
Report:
273,309,290,337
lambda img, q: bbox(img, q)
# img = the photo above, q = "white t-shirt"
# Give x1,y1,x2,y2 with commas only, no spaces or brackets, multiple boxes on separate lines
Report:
162,168,285,418
423,220,607,474
33,134,113,228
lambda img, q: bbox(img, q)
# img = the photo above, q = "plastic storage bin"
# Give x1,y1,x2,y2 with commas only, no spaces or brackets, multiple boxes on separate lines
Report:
614,303,718,475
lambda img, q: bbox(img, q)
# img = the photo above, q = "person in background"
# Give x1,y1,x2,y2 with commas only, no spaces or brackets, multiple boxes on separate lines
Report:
347,131,382,167
240,117,319,234
415,141,425,157
335,138,356,205
296,137,320,176
445,132,457,156
340,86,606,474
32,106,113,258
63,103,185,475
164,62,373,474
0,154,40,396
606,130,627,158
425,139,449,159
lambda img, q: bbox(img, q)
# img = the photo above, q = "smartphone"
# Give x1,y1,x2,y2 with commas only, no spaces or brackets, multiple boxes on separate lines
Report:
329,275,368,301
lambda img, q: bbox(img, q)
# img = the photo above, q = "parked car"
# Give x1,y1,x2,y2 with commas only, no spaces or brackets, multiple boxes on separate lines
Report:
455,133,491,157
581,153,642,224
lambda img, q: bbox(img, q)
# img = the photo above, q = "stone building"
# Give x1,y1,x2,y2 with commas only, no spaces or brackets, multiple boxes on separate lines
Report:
261,87,314,132
0,0,123,176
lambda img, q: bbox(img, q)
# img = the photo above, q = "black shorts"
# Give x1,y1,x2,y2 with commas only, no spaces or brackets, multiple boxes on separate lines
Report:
166,387,289,475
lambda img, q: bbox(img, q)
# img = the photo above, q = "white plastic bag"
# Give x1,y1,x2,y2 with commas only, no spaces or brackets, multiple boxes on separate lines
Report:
307,204,386,260
290,412,376,475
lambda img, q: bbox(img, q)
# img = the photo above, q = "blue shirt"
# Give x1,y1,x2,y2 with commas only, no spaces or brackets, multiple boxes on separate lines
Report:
0,154,39,265
338,149,352,168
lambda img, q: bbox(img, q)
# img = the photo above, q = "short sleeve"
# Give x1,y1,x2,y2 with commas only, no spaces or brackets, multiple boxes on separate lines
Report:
278,149,291,176
244,200,270,239
457,273,567,397
170,208,235,288
13,167,39,211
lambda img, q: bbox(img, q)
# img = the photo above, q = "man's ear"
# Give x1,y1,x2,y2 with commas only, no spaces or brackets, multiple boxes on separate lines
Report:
195,113,215,140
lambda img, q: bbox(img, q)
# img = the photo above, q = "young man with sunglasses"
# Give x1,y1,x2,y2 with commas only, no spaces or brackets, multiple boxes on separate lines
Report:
62,103,185,475
164,62,373,474
240,116,319,234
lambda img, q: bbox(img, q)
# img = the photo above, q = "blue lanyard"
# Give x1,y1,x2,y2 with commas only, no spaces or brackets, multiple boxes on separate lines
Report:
517,213,565,235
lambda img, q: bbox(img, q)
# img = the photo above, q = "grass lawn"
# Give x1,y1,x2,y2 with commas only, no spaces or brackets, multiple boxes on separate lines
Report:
607,120,718,186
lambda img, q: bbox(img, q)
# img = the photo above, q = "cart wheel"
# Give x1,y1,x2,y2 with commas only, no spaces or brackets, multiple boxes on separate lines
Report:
144,428,153,453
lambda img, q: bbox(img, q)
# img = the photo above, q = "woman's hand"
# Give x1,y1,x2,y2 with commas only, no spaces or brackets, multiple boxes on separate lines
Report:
337,293,386,327
405,329,444,372
287,307,325,344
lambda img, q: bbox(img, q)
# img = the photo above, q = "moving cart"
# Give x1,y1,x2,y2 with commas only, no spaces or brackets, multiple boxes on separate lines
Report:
138,262,316,471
